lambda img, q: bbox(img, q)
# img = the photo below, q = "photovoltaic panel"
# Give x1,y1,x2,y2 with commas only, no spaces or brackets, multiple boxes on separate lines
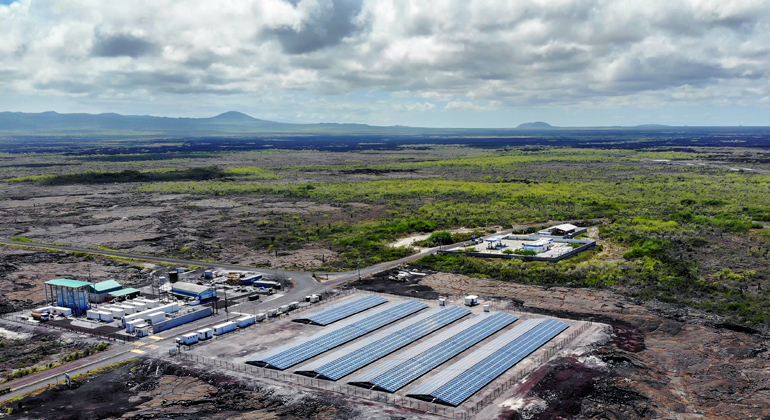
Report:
247,300,427,370
349,312,517,392
293,295,388,326
295,305,471,380
407,318,569,406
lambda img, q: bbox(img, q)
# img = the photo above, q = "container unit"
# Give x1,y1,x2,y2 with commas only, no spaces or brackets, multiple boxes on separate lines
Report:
212,321,237,336
483,304,490,312
146,312,165,325
97,311,114,322
279,304,290,313
241,274,263,285
51,307,72,316
103,306,125,318
34,306,53,313
310,295,320,303
289,301,300,310
267,309,279,318
204,271,214,279
176,267,187,273
197,328,213,340
135,298,159,309
125,319,146,333
255,313,267,321
236,315,256,328
129,302,148,312
87,309,100,320
118,304,136,314
176,333,199,345
305,295,312,302
464,295,479,306
439,298,446,306
135,326,150,337
121,303,180,326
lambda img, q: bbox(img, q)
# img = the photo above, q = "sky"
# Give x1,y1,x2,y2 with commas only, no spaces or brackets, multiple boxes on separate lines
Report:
0,0,769,127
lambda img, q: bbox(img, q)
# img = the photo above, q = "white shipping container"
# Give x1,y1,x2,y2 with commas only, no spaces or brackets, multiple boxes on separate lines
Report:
213,321,237,336
34,306,53,313
130,302,148,312
197,328,213,340
255,313,267,321
289,301,299,310
125,319,146,333
118,304,136,314
310,295,320,303
267,309,278,317
135,298,159,309
279,305,290,313
87,310,100,320
97,311,114,322
176,333,198,345
146,311,165,324
52,307,72,316
236,315,255,327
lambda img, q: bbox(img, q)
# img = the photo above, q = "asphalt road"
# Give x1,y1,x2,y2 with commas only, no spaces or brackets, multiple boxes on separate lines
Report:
0,237,468,401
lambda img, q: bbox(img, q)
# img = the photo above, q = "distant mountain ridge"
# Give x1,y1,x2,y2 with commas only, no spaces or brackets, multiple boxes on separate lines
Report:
516,121,554,129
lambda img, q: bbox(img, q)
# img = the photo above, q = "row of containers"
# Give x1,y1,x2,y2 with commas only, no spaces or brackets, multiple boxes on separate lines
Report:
86,298,182,336
174,295,323,346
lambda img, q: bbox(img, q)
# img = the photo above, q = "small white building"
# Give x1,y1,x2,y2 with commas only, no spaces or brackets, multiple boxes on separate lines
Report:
537,223,585,238
523,238,553,254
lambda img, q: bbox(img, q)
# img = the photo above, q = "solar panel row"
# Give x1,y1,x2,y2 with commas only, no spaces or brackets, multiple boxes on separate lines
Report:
349,312,518,392
296,305,471,380
247,300,427,370
293,294,388,326
408,318,569,406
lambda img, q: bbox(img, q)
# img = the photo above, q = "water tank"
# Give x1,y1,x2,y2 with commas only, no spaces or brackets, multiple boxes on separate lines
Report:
483,304,490,312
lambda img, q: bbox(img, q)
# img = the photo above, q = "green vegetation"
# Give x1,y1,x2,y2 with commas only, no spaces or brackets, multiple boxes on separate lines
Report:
9,237,31,242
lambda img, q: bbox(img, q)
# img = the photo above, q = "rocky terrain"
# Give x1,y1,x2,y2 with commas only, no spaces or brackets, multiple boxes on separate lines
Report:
1,358,433,420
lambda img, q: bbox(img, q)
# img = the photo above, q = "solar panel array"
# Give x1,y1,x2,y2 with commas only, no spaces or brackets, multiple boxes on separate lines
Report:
293,295,388,325
408,318,569,406
349,312,517,392
247,300,427,369
296,305,471,380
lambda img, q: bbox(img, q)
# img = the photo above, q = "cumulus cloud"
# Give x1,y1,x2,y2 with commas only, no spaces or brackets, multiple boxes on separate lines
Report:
0,0,769,123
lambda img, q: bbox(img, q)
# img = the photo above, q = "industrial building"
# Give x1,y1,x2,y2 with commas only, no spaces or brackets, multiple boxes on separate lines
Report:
536,223,586,238
44,279,92,315
108,287,141,301
170,281,217,302
88,280,123,302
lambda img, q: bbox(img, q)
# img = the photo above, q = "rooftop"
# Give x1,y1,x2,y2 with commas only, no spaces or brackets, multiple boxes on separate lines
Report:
109,287,140,297
45,278,93,288
91,280,122,293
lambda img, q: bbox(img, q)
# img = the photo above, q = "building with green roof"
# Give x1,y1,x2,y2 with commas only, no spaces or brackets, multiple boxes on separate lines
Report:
88,280,123,302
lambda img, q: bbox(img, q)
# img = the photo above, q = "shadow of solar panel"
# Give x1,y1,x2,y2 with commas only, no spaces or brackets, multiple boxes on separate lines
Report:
349,312,518,392
293,295,388,325
296,305,471,380
246,300,427,370
407,318,569,406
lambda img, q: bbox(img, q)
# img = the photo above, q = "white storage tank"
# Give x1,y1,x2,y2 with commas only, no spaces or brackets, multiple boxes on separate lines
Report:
439,298,446,306
176,333,199,345
255,313,267,321
464,295,479,307
97,311,114,322
236,315,256,328
197,328,213,340
213,321,237,336
483,304,490,312
125,319,146,333
87,310,100,320
146,311,165,324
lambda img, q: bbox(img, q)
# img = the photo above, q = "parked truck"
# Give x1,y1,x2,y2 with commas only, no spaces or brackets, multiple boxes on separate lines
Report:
31,312,50,321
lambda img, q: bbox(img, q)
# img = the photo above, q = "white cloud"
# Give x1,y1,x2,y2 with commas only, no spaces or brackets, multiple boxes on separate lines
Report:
0,0,769,124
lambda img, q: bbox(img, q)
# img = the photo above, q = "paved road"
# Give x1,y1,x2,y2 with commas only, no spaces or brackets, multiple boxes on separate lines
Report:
0,237,467,401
